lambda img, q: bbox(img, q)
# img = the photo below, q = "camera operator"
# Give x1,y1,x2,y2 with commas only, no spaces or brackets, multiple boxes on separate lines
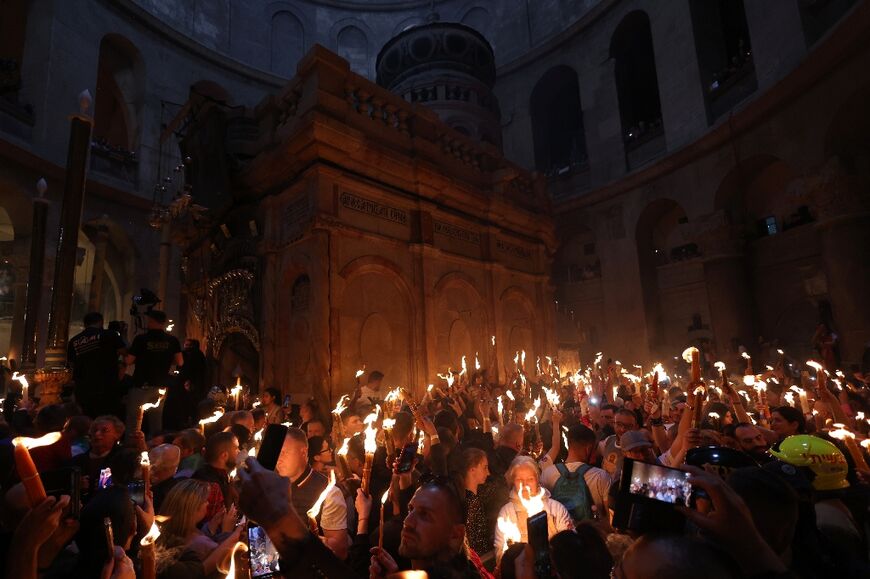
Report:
124,310,182,434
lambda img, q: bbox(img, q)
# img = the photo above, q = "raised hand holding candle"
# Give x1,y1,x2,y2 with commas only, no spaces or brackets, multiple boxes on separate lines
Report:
307,469,337,534
13,432,62,507
829,425,870,476
361,406,380,495
139,520,161,579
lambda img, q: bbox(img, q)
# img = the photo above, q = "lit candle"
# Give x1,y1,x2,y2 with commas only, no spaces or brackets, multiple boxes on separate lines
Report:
361,406,380,495
790,386,810,414
140,451,151,496
139,520,160,579
11,372,28,404
829,425,870,476
223,541,248,579
13,432,62,506
136,388,167,431
682,347,701,384
307,469,337,534
378,488,389,550
336,437,352,480
231,378,243,411
198,409,225,435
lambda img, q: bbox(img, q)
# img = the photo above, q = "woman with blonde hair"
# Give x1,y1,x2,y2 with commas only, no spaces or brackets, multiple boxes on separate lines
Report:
493,455,573,562
156,479,242,577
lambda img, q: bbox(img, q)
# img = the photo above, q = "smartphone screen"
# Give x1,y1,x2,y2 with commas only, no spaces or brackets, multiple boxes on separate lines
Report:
247,524,281,578
527,511,549,561
257,424,289,471
396,442,418,473
127,479,145,507
625,460,692,507
98,468,113,489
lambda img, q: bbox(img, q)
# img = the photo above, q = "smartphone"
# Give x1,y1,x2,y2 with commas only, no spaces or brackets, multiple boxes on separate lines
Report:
41,467,82,519
247,523,281,578
527,511,552,576
98,467,113,489
621,459,693,507
257,424,289,471
127,479,146,507
395,442,418,474
612,458,689,533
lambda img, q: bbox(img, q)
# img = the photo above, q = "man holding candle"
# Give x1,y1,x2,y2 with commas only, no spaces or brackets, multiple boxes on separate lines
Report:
275,427,350,559
71,415,124,503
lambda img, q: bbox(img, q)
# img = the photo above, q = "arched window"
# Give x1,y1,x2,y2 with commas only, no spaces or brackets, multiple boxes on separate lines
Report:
337,26,368,76
610,12,663,155
291,275,310,313
270,11,304,77
530,66,587,177
92,35,144,184
689,0,756,121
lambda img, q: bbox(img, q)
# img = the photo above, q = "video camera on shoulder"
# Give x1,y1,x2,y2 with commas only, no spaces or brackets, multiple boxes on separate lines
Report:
611,458,693,534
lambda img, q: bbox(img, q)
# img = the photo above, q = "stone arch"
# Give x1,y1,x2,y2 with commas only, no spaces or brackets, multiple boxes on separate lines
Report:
715,156,804,236
530,65,586,176
337,256,414,390
610,11,663,149
270,10,304,77
93,34,145,153
433,272,488,370
499,286,538,371
635,199,701,355
335,22,370,76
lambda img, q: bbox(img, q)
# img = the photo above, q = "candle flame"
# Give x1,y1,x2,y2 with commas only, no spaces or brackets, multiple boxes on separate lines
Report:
355,368,365,379
427,384,434,392
333,394,351,416
513,351,519,366
12,432,62,449
784,392,795,406
381,488,390,505
857,412,865,421
517,483,545,516
11,371,28,391
363,407,380,454
198,409,225,427
307,468,337,520
497,396,504,417
681,347,699,364
491,335,496,346
521,350,526,368
140,520,160,546
828,426,855,440
777,349,784,355
542,386,560,407
708,412,720,420
505,390,514,401
806,360,824,372
741,352,752,360
743,375,756,387
714,361,726,372
229,467,237,479
437,370,455,388
383,418,396,431
140,451,149,467
594,352,603,366
861,440,870,451
254,428,264,443
460,356,468,377
140,389,168,413
337,437,351,457
222,541,248,579
474,353,480,371
497,517,521,552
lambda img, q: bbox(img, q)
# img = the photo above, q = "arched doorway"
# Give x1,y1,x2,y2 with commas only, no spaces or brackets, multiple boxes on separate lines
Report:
216,332,260,394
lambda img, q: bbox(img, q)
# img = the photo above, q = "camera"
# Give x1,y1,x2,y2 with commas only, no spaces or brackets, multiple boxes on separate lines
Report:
130,288,161,335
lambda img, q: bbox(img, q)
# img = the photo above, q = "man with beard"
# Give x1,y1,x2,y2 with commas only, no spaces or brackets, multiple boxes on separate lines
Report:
732,423,772,463
369,482,480,578
193,431,239,518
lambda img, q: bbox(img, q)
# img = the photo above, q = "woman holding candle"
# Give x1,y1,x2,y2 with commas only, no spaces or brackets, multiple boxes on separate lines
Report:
155,479,243,576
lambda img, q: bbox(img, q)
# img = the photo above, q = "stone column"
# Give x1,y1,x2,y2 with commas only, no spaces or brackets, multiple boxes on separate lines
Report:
19,181,49,370
806,158,870,363
697,220,755,367
45,91,93,378
86,224,109,313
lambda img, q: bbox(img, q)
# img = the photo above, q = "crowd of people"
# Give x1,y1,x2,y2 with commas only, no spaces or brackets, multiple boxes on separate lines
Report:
1,310,869,578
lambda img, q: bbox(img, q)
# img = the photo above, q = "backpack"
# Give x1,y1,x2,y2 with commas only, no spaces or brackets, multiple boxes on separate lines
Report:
551,463,593,522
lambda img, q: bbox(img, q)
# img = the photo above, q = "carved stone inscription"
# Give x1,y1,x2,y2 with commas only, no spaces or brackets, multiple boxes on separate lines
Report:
282,195,309,240
496,238,532,260
340,192,408,225
434,221,480,245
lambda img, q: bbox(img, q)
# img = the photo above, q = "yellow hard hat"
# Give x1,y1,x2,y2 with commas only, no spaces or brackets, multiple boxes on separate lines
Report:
769,435,850,491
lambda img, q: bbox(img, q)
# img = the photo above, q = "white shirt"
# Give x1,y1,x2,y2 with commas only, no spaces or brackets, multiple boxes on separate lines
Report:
540,461,612,513
319,485,348,532
493,488,573,563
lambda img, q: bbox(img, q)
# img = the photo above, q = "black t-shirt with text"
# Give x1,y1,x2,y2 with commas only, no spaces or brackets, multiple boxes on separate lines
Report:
128,329,181,387
67,327,124,391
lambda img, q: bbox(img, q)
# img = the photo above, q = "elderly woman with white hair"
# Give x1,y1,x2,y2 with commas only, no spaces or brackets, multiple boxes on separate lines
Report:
493,455,574,561
149,443,181,512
